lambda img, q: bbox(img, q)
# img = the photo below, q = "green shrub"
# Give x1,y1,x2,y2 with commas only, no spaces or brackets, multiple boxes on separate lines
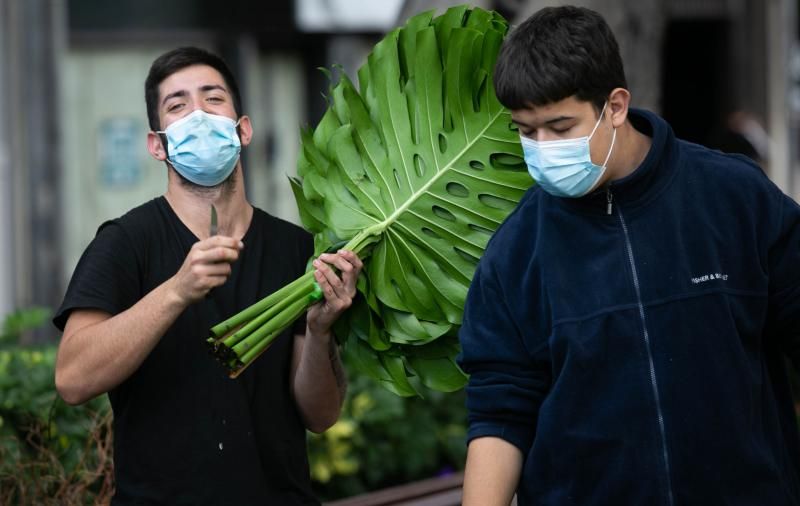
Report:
0,309,113,505
308,374,467,501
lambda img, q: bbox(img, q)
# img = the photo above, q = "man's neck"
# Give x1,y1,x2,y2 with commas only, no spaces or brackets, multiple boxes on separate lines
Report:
606,121,652,183
164,166,253,240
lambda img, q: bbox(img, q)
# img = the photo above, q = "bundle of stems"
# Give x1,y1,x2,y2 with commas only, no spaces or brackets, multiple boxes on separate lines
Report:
207,230,378,377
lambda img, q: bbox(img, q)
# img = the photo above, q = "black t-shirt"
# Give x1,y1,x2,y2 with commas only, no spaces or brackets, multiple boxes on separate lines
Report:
54,197,318,506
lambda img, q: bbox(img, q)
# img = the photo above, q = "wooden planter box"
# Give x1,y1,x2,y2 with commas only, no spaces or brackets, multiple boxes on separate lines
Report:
324,472,464,506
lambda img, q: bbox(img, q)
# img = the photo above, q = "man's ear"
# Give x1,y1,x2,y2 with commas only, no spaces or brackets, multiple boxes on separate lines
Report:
236,115,253,147
608,88,631,129
147,131,168,161
237,115,253,148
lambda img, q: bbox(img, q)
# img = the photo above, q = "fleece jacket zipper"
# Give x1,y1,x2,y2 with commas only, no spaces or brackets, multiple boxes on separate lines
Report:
609,187,675,506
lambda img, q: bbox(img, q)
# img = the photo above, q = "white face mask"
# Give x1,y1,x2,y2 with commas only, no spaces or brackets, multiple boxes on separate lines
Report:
520,101,616,198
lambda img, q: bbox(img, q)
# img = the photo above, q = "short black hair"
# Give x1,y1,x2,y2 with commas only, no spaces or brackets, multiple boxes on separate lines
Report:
494,6,627,111
144,47,243,131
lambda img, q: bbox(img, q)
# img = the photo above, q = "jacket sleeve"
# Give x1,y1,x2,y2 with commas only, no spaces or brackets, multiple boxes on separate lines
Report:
767,191,800,365
457,260,550,454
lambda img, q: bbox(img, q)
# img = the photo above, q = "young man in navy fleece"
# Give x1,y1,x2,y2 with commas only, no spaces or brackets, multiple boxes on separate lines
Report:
458,6,800,506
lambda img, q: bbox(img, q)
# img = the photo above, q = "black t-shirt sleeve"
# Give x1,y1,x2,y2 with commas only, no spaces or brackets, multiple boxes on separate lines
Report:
290,228,315,337
53,220,142,331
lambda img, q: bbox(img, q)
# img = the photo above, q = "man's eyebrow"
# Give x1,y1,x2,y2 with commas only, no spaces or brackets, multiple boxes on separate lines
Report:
511,115,574,126
544,115,574,124
161,90,187,106
161,85,228,107
200,84,228,94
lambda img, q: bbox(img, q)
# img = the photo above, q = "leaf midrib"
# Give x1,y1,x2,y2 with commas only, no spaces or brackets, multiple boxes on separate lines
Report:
369,108,505,236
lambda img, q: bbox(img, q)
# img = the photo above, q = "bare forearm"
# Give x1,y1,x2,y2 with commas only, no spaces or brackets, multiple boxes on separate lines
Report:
462,436,523,506
292,329,347,433
55,278,187,405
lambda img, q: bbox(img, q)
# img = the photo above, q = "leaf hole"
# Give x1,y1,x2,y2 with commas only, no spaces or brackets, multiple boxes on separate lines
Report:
508,121,519,131
454,246,480,267
432,205,457,222
469,160,485,171
442,112,454,133
473,73,487,112
393,169,402,189
438,134,447,154
413,154,426,178
489,153,526,172
421,227,442,240
478,194,516,211
445,182,469,198
468,223,494,236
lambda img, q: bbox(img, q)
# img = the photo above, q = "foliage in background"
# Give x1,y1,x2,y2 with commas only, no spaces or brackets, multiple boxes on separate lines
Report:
308,374,467,501
0,308,113,505
0,306,51,346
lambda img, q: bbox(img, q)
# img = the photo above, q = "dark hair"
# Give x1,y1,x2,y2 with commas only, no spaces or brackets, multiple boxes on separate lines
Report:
494,6,627,111
144,47,243,131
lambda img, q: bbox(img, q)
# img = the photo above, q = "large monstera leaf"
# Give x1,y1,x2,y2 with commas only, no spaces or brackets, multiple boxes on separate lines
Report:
290,5,531,396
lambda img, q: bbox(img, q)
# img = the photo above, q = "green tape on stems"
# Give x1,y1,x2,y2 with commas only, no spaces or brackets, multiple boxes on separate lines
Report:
308,282,323,302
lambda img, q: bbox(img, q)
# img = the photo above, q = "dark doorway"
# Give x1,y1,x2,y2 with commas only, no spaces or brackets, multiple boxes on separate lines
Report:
661,19,732,148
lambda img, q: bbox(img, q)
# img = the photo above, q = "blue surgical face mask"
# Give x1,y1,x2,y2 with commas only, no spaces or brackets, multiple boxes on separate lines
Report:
157,109,242,187
520,101,616,198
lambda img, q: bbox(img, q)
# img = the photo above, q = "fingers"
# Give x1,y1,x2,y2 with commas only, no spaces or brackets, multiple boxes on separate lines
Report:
317,250,362,276
191,236,244,264
176,236,244,303
312,250,363,303
197,246,241,264
312,259,345,304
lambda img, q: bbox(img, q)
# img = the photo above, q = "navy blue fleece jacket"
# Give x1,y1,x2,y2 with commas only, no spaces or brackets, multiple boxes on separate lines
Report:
458,109,800,505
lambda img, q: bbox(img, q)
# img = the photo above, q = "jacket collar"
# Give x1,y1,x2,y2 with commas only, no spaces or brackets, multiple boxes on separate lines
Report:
555,108,677,216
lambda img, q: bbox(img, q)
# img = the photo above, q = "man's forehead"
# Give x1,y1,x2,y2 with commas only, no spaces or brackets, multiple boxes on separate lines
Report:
511,98,591,124
159,65,228,98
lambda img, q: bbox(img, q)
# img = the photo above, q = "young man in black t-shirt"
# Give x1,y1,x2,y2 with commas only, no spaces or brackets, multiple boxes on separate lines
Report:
53,47,360,505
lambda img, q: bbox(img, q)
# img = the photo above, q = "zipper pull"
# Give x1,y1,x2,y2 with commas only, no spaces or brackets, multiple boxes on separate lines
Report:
606,187,613,215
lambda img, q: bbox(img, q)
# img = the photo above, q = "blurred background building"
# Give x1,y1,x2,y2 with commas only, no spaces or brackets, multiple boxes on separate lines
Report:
0,0,798,333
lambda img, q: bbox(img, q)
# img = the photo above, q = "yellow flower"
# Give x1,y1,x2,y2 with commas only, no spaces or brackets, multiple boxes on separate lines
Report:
351,392,374,419
326,419,356,439
332,456,359,475
312,460,332,483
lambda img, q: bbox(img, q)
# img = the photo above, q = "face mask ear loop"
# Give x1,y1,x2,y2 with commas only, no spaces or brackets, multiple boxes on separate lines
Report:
601,127,617,168
588,101,609,141
154,128,169,157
